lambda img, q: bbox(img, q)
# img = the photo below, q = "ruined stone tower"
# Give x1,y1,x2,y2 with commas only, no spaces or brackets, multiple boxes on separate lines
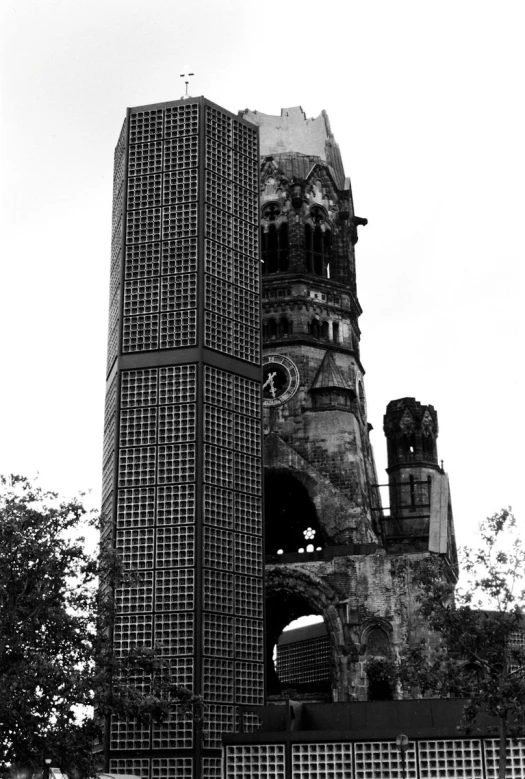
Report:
242,107,457,703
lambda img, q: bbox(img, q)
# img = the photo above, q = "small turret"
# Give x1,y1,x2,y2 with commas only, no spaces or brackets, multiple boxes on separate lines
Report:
381,398,447,553
384,397,439,471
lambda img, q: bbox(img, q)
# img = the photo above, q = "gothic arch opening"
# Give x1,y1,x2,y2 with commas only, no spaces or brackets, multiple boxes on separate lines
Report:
265,567,353,701
364,625,394,701
309,318,321,339
264,470,323,556
261,221,289,274
266,591,329,697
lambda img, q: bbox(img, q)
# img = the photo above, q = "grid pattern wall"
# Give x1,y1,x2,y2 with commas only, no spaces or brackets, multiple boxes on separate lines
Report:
224,739,525,779
202,364,264,720
107,118,127,374
102,372,118,512
110,357,263,756
109,758,151,779
120,102,260,358
106,100,262,776
123,103,199,352
204,106,260,364
354,742,417,779
151,757,193,779
484,738,525,778
111,364,197,754
418,739,482,778
292,744,353,779
277,635,331,684
225,745,286,779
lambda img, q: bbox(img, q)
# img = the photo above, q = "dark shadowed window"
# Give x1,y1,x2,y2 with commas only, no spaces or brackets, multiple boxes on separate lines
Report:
262,221,289,274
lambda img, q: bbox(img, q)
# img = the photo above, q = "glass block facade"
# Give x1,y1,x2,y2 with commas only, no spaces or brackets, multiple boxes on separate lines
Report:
276,632,331,685
103,97,262,779
225,738,525,779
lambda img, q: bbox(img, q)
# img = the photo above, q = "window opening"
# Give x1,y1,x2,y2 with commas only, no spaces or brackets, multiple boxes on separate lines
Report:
422,431,434,458
313,226,324,275
265,471,323,555
365,626,394,701
265,587,330,698
309,319,321,339
261,218,289,274
279,317,291,336
304,207,332,277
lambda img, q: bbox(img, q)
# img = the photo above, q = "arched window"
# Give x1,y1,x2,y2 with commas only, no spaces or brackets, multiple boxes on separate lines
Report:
304,224,313,273
409,474,416,508
279,223,289,271
265,471,323,556
264,469,330,698
313,226,324,275
263,224,279,274
309,319,321,339
261,218,289,274
366,627,390,656
324,230,332,279
422,432,434,458
279,317,291,337
304,207,332,277
332,322,340,343
399,434,416,461
358,381,366,409
457,663,484,696
321,321,329,340
365,626,394,701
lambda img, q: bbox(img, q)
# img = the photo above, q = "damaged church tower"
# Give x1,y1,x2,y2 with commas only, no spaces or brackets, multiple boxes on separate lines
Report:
242,106,457,703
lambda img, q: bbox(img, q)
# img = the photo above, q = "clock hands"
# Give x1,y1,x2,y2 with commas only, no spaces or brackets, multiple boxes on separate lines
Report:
263,371,278,398
262,356,299,407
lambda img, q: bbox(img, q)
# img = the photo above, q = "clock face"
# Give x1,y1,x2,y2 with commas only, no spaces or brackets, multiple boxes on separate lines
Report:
263,354,299,406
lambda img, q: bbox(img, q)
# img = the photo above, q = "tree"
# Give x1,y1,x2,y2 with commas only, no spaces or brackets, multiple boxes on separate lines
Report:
398,509,525,779
0,475,196,778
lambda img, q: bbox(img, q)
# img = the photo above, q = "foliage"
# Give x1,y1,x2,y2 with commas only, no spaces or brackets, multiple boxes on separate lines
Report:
398,509,525,779
364,656,398,700
364,656,398,686
0,475,197,778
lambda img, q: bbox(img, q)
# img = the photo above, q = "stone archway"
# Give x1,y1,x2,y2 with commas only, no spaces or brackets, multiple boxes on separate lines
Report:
265,564,356,701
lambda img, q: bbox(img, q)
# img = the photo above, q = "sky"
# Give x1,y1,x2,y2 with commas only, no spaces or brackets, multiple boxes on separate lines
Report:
0,0,523,552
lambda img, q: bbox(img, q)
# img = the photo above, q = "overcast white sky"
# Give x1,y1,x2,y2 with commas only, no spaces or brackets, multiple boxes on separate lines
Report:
0,0,523,551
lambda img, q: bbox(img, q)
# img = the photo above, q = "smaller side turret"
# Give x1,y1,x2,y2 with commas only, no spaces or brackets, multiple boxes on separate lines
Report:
381,399,456,569
384,397,439,471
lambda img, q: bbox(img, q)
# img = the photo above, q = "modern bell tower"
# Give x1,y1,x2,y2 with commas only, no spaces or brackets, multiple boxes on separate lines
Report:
102,97,263,779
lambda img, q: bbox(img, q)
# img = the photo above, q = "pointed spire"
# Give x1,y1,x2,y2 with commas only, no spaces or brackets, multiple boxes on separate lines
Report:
310,351,348,391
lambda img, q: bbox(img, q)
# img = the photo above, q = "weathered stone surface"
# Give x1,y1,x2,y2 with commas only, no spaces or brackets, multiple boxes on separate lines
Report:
257,108,456,703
